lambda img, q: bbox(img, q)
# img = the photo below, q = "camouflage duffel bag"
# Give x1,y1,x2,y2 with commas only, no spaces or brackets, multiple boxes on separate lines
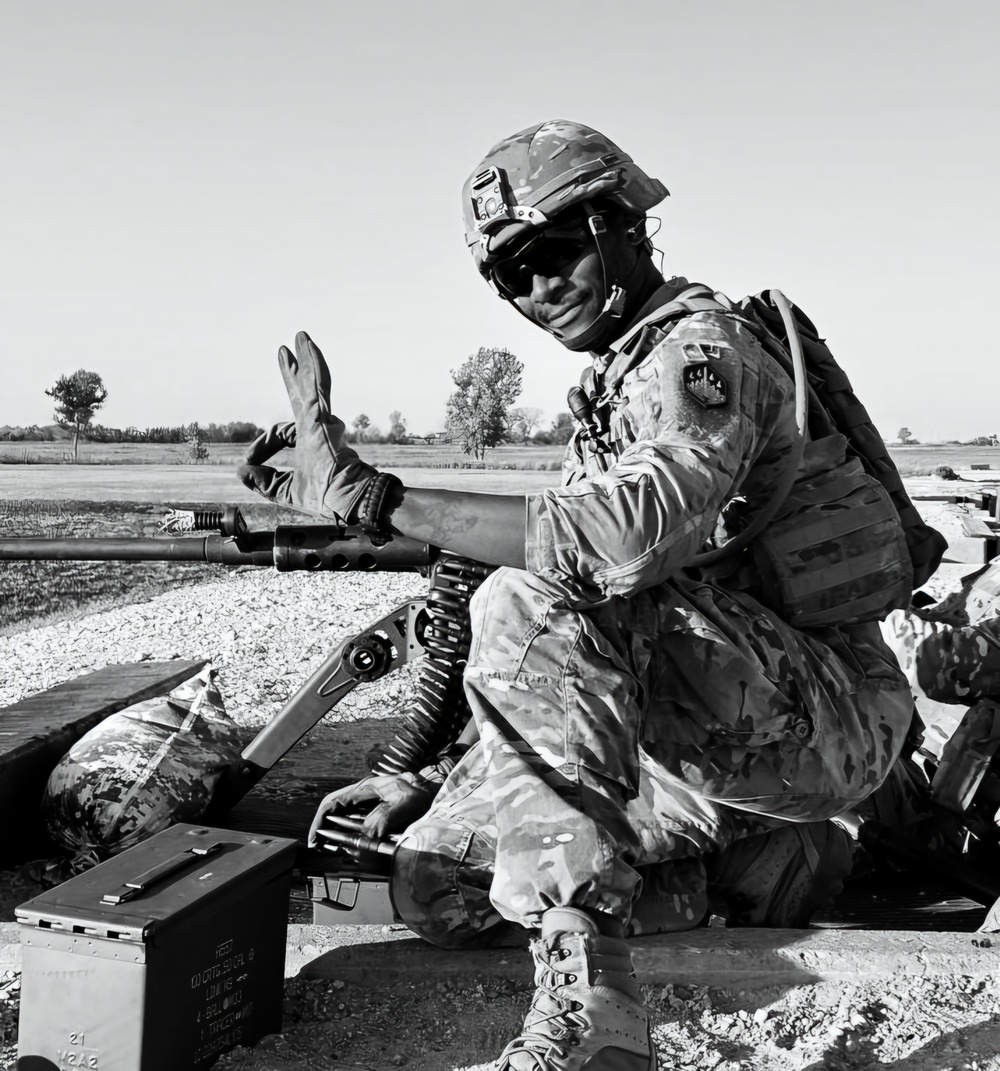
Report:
42,665,243,872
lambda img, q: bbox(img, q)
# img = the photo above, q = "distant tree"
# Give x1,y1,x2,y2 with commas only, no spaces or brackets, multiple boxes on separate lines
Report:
508,405,544,443
445,347,523,460
550,412,575,445
227,421,262,443
45,369,109,461
531,413,575,445
186,422,209,463
897,427,914,445
387,410,407,443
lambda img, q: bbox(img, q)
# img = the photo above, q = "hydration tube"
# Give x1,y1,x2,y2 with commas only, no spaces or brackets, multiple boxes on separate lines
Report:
691,289,808,566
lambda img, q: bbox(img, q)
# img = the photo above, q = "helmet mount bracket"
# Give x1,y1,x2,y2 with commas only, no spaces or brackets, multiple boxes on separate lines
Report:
470,165,549,251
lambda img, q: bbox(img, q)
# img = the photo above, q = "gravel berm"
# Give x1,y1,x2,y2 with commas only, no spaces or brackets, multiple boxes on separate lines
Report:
3,567,1000,1069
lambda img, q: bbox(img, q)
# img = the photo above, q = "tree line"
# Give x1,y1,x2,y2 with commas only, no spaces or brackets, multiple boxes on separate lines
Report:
897,427,999,447
16,354,579,462
84,422,263,444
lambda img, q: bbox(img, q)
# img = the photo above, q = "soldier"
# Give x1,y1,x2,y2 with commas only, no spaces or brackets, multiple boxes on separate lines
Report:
884,557,1000,707
881,557,1000,820
240,120,925,1071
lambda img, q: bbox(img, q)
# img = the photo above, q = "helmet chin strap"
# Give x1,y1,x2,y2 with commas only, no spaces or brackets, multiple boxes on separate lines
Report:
552,203,645,354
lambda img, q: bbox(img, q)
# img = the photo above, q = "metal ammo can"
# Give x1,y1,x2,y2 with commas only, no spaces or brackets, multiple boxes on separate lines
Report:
15,823,297,1070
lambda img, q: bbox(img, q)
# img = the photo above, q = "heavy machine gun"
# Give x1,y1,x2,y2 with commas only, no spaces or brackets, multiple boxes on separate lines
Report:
0,505,494,919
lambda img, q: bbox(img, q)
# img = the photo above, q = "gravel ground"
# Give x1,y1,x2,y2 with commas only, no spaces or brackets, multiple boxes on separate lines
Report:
3,513,1000,1069
205,973,1000,1071
8,964,995,1071
0,566,427,727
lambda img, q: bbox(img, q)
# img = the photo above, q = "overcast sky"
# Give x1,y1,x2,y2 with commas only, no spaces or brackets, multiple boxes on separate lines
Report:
2,1,997,441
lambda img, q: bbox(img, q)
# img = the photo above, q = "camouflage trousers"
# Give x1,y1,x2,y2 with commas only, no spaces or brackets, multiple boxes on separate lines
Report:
882,560,1000,704
393,567,912,947
879,561,1000,818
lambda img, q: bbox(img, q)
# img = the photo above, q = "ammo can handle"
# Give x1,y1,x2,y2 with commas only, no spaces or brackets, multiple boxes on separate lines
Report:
101,842,224,905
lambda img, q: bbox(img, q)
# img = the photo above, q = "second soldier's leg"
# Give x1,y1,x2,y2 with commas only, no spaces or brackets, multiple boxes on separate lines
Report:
883,606,1000,705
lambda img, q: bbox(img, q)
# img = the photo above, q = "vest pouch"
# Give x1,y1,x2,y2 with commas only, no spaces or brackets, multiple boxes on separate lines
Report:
738,291,947,589
750,435,912,628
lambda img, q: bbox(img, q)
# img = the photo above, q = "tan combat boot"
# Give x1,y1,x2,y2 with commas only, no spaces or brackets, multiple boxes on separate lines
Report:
497,906,656,1070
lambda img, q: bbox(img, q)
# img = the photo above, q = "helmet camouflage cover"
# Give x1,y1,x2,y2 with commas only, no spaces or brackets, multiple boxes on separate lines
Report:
463,119,668,276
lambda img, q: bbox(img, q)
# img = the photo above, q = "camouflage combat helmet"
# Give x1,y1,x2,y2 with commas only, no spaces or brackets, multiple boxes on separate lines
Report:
463,120,669,351
463,119,668,275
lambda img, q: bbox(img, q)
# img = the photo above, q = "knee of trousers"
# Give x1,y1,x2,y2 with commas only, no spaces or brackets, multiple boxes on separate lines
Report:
916,625,1000,703
391,817,508,950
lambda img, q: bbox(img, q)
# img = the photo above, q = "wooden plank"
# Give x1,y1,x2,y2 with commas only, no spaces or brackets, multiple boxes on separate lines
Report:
941,536,993,565
0,659,205,862
279,925,1000,987
214,719,397,842
961,514,997,539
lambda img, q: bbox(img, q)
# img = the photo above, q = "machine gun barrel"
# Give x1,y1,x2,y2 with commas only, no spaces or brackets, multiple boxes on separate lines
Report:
0,533,270,565
0,507,438,573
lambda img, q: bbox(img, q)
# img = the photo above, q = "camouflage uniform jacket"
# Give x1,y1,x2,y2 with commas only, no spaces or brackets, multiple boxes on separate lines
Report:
526,278,803,604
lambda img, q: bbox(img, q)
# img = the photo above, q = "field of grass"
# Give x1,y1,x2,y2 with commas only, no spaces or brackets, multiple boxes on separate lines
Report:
2,443,999,505
0,440,566,469
2,438,998,474
2,442,997,638
887,444,1000,477
0,464,561,503
0,442,566,503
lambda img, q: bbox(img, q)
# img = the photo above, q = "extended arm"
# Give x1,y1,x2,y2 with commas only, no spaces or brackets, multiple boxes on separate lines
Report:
388,487,527,569
236,333,530,569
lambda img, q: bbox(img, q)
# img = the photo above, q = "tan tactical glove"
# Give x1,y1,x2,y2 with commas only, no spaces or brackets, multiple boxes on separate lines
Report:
237,331,377,522
307,773,437,847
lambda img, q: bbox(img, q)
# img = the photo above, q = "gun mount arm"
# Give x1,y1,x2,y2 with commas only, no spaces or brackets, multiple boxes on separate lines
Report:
208,597,430,815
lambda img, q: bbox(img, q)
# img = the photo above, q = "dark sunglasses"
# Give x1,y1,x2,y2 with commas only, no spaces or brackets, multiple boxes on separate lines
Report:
490,226,592,297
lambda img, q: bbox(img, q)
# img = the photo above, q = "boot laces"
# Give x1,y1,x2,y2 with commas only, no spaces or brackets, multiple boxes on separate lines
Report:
498,944,590,1069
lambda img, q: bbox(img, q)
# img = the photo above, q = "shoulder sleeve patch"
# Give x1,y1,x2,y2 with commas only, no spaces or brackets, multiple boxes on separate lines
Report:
654,312,758,440
682,362,729,408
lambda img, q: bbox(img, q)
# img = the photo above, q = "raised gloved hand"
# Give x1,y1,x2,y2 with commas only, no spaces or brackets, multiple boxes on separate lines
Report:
237,331,377,522
307,773,437,848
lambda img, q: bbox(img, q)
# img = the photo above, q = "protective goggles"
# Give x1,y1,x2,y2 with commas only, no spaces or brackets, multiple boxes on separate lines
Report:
489,225,593,298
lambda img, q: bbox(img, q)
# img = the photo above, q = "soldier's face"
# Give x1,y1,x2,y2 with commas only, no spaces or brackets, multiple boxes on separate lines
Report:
491,224,605,345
